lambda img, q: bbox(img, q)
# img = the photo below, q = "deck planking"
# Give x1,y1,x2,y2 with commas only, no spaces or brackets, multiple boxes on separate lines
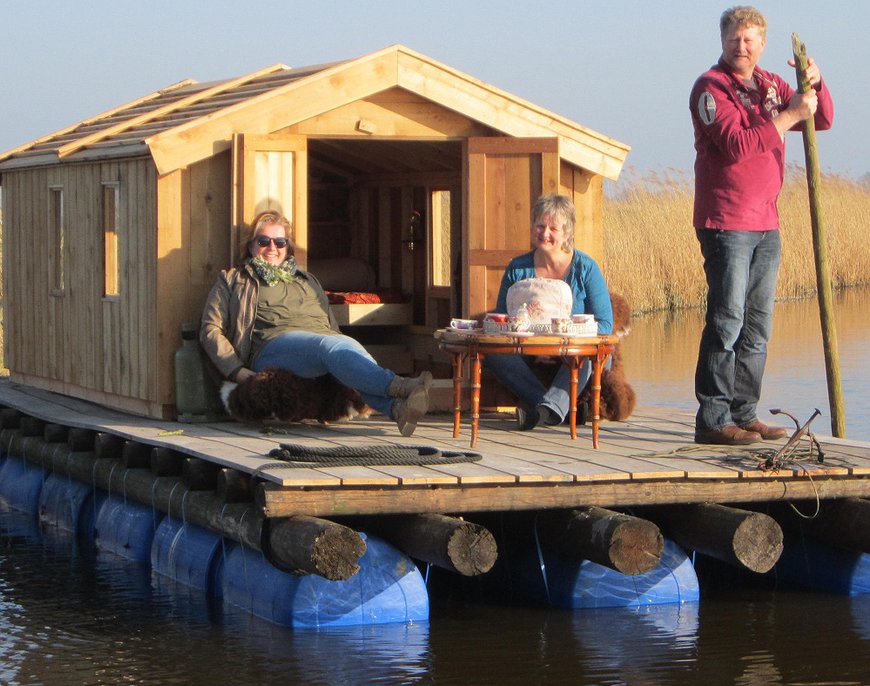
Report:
2,379,870,517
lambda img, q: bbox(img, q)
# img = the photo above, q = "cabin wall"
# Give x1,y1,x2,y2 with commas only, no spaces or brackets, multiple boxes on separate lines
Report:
2,158,160,415
560,162,604,263
155,151,232,409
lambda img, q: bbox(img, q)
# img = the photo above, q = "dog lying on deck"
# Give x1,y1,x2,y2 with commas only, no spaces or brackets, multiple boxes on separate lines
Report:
578,292,637,421
221,369,371,424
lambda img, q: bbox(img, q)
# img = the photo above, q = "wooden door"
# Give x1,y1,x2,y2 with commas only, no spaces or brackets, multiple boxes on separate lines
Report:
464,137,560,318
232,133,308,266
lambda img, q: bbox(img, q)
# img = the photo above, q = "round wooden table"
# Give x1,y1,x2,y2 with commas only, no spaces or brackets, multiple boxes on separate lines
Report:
437,329,618,448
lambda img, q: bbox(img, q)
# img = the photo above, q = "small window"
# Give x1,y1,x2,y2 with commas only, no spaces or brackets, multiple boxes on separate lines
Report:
430,189,452,287
102,184,120,297
49,186,65,295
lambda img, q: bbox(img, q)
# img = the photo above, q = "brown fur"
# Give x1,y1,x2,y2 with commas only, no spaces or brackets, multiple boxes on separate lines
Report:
578,292,636,421
222,369,371,424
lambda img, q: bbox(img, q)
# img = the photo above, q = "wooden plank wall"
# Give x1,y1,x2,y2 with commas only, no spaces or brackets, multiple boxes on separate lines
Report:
561,162,604,263
3,159,158,410
3,154,230,417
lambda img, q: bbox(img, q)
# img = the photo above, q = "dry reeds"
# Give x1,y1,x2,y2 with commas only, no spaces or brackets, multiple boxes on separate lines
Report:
603,166,870,313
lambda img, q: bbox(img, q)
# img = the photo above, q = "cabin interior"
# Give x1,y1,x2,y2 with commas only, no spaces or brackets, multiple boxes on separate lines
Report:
302,138,463,378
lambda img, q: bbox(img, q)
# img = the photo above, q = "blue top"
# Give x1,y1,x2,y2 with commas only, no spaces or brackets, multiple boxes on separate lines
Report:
495,250,613,334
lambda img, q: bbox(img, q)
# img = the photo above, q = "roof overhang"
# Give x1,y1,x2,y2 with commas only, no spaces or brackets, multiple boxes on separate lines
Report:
145,45,629,180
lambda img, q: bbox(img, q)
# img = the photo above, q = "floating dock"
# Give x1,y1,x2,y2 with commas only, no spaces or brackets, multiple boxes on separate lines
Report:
3,378,870,623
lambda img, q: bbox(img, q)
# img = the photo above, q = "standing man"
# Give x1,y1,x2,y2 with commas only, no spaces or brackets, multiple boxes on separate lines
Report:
691,6,834,445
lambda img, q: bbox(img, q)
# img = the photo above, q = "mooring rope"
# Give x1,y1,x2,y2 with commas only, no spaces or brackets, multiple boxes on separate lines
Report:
263,442,482,468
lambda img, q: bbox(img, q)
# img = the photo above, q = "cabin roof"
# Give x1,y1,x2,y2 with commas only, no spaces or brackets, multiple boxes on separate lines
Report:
0,45,629,180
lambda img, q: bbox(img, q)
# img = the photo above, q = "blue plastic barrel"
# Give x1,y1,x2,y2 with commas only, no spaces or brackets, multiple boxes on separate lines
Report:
38,473,93,533
94,493,162,563
151,516,223,593
0,456,45,515
500,537,700,609
220,532,429,628
773,535,870,595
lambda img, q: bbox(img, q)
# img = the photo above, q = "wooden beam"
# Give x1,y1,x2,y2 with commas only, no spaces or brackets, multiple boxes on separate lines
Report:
646,503,783,573
258,477,870,518
539,506,663,575
351,513,498,576
58,65,288,158
146,50,401,175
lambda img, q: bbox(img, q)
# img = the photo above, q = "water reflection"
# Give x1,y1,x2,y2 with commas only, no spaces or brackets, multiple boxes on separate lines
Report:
621,286,870,441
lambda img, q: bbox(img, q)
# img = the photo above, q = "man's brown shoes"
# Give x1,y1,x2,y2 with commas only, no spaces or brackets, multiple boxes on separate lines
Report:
695,425,761,445
739,420,788,440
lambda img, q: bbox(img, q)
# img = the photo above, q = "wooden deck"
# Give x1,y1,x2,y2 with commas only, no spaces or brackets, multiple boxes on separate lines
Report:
2,378,870,518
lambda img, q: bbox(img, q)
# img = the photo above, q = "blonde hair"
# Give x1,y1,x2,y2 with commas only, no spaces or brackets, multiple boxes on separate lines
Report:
532,193,575,254
240,210,294,261
720,6,767,40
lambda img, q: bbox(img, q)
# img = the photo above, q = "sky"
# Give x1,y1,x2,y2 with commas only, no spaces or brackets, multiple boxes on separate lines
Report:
1,0,867,185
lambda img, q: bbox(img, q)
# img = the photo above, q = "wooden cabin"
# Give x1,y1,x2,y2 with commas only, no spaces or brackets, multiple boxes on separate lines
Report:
0,45,629,419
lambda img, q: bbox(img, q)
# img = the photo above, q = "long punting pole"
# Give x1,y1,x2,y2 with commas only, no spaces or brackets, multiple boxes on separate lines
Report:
791,33,846,438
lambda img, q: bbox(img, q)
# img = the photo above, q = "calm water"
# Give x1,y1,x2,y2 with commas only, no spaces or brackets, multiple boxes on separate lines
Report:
622,286,870,442
1,288,869,685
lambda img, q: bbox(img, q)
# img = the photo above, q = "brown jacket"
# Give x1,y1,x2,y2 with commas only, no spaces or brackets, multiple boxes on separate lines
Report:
199,262,339,380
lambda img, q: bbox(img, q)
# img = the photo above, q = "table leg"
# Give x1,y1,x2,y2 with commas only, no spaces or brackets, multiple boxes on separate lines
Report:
590,352,606,448
568,361,579,440
450,351,465,438
470,352,482,448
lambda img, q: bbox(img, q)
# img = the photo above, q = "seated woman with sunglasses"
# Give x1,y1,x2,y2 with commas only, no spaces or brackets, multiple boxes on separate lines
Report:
200,210,431,436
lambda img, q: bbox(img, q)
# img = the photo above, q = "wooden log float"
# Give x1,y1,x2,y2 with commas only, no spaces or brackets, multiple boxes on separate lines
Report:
648,503,783,573
216,468,254,504
540,506,663,575
351,513,498,576
11,431,366,580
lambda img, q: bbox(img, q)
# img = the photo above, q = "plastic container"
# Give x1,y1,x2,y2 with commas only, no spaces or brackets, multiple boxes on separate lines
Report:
495,537,700,609
0,456,45,515
38,473,92,533
772,534,870,595
151,516,223,593
219,532,429,628
94,493,162,563
174,321,226,422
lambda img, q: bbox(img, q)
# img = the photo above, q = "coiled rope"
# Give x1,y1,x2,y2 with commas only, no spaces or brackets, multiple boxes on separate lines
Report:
265,442,482,468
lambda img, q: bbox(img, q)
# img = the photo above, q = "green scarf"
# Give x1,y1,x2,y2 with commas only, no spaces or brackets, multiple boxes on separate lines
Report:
249,256,298,286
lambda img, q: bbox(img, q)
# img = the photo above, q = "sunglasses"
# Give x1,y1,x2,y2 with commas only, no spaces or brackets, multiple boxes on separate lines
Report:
253,236,289,249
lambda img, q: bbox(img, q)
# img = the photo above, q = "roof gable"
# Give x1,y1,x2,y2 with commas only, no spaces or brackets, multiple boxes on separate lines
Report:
1,45,629,180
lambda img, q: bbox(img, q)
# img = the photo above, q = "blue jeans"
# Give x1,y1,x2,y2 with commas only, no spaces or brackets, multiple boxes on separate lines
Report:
253,332,396,417
694,229,781,433
484,355,593,422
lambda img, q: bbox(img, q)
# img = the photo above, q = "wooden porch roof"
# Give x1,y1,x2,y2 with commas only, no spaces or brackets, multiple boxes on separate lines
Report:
0,45,630,180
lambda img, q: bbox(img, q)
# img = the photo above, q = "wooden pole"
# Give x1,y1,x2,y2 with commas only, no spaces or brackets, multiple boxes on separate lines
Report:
791,33,846,437
649,503,783,573
353,513,498,576
768,498,870,553
541,506,664,575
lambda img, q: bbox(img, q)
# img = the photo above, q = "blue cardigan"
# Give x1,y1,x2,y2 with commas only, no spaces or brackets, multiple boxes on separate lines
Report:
494,250,613,334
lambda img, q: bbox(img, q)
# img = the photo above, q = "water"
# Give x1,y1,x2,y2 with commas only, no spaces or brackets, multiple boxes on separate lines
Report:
2,288,870,685
622,286,870,442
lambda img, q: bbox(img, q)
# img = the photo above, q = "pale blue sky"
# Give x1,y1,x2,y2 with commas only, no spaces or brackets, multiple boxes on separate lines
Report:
2,0,866,183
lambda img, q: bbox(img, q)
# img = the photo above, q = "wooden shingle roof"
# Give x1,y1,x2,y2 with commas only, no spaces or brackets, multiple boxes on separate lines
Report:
0,45,629,180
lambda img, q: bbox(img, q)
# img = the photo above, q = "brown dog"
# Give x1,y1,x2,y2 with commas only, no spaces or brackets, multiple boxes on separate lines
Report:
221,369,371,424
578,292,637,421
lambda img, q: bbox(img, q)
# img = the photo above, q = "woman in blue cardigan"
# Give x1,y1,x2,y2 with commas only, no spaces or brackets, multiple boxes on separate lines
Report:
487,193,613,431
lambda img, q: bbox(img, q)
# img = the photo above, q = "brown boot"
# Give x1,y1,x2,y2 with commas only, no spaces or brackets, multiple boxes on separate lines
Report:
739,420,788,440
694,425,762,445
387,371,433,398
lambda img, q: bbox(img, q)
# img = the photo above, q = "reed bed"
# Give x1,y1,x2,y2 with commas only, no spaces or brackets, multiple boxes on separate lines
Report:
603,167,870,313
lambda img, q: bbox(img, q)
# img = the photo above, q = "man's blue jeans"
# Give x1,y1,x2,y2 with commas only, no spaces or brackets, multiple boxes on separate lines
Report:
694,228,781,433
253,331,396,417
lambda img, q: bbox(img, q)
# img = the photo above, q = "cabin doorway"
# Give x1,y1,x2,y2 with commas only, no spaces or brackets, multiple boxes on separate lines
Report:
305,138,463,330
